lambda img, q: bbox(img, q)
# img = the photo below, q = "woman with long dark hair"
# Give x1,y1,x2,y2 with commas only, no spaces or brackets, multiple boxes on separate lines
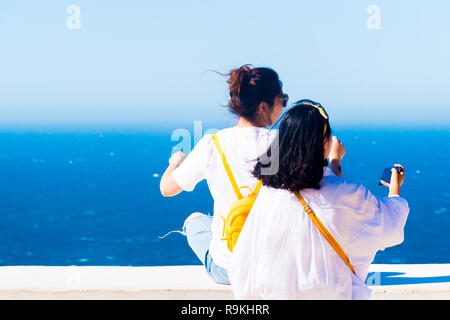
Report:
228,100,410,299
159,65,288,285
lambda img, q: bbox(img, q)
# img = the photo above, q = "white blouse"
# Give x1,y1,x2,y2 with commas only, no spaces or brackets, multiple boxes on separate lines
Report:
228,167,410,300
172,126,277,270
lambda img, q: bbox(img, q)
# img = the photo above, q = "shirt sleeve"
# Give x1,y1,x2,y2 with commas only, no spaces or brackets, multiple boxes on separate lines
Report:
337,180,410,252
171,134,213,192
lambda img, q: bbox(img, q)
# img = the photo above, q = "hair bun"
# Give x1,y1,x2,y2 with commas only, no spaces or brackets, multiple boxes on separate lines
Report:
226,64,282,120
228,65,253,95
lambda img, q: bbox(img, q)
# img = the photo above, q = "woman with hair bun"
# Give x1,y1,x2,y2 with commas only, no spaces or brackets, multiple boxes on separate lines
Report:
159,65,288,284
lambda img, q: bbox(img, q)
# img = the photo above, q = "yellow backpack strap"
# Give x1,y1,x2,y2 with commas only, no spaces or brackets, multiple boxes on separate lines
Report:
294,191,356,275
252,180,263,196
212,134,243,200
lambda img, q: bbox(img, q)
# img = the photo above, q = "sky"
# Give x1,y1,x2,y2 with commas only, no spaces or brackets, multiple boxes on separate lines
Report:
0,0,449,130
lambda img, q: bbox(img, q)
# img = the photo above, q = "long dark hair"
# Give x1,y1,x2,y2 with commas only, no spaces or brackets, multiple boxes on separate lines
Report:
227,64,283,121
253,100,332,192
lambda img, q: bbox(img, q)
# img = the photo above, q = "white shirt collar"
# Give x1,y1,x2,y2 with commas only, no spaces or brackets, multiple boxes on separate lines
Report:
323,166,334,177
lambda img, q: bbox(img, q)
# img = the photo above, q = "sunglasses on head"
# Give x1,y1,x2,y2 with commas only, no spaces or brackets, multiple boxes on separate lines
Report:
297,99,328,119
297,99,329,135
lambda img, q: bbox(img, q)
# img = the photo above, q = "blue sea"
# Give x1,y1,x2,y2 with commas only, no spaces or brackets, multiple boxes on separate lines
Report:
0,128,449,266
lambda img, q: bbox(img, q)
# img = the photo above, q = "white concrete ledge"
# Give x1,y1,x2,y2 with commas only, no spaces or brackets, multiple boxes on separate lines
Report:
0,264,449,300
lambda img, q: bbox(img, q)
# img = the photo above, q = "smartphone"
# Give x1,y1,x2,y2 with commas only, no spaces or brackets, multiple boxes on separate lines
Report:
378,167,402,185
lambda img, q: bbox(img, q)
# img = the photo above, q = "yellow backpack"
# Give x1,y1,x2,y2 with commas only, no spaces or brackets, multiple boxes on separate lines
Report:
212,134,262,252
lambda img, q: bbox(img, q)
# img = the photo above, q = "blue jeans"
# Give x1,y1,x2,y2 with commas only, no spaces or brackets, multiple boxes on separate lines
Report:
184,213,230,285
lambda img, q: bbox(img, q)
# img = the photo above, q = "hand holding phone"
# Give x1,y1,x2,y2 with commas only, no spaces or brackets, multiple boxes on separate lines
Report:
378,166,402,185
378,164,405,197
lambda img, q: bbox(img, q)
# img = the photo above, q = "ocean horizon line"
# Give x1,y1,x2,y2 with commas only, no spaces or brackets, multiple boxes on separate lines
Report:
0,122,448,134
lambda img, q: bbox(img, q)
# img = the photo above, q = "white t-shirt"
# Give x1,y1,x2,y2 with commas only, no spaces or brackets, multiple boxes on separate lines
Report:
172,126,278,270
228,167,410,300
